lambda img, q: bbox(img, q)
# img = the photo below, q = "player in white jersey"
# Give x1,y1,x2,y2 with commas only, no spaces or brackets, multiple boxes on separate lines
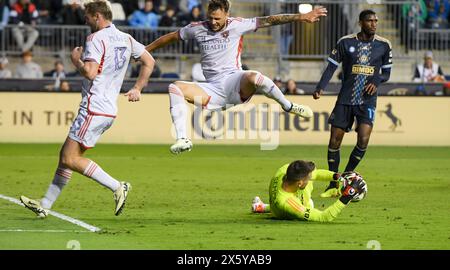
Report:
145,0,327,154
19,0,155,218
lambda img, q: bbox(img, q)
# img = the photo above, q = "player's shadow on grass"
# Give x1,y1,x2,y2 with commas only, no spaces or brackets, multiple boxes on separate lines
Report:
247,214,354,225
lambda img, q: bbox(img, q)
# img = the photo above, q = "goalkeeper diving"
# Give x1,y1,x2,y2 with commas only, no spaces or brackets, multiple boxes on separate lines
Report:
251,160,366,222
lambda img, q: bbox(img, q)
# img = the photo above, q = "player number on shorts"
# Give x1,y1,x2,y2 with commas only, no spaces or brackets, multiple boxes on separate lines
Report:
368,108,375,121
114,47,127,71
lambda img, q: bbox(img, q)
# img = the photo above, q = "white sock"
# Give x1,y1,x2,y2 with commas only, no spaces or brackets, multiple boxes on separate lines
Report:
255,73,292,111
41,167,72,209
168,83,188,140
83,161,120,192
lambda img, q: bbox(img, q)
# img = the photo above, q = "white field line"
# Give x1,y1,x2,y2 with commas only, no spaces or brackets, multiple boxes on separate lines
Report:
0,229,90,233
0,194,101,233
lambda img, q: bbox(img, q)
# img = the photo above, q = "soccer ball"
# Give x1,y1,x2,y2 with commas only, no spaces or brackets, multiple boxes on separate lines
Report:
340,171,368,202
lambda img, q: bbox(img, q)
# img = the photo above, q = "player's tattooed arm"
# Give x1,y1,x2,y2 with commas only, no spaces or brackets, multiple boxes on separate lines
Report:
257,6,327,28
257,14,301,28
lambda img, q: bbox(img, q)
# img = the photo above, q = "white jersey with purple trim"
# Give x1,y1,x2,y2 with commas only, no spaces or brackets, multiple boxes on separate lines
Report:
81,24,146,117
179,17,258,81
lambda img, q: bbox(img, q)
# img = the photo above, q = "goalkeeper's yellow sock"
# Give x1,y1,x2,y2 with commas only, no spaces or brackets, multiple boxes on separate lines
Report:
320,188,340,198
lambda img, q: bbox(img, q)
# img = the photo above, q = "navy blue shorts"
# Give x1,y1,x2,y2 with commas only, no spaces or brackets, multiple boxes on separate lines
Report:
328,104,376,132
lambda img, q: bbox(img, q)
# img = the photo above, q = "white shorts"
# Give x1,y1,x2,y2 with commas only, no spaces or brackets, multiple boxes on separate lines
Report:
68,108,114,149
197,70,251,109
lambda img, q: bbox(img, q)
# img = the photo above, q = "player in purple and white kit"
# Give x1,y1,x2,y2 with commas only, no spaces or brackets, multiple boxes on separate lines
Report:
19,0,155,217
145,0,327,154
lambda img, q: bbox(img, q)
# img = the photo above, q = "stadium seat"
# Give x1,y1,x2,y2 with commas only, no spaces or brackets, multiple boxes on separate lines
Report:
161,73,180,79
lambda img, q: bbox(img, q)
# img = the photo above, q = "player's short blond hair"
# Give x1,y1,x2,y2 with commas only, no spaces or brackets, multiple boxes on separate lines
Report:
84,0,113,21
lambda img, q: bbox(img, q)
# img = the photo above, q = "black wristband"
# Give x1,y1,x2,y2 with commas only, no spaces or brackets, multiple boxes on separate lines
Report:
339,196,352,205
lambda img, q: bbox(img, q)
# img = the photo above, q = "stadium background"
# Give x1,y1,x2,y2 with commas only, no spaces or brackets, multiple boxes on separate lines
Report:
0,0,449,250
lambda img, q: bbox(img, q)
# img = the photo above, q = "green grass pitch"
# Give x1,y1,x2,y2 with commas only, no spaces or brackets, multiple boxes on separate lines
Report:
0,143,449,250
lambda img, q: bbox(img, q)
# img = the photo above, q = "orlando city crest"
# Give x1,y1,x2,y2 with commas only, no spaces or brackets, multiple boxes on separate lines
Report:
221,30,230,38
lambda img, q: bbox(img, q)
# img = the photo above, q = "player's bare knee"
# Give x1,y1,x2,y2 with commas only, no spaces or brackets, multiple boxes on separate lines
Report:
357,139,369,149
60,154,74,169
329,138,342,149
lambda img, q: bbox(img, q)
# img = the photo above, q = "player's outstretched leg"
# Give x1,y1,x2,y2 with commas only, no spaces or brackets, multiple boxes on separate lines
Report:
82,160,131,215
168,83,192,154
55,138,132,215
321,127,345,198
168,82,209,154
20,166,72,218
253,73,313,118
344,123,372,172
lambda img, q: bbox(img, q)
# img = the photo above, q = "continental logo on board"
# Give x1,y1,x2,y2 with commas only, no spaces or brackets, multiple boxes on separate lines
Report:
352,65,375,75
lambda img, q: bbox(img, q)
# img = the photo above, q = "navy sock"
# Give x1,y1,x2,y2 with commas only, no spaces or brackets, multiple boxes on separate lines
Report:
327,148,340,188
345,145,366,172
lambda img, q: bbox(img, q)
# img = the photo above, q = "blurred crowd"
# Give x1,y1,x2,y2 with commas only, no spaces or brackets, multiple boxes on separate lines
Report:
402,0,450,29
0,0,205,28
0,0,449,95
0,0,205,51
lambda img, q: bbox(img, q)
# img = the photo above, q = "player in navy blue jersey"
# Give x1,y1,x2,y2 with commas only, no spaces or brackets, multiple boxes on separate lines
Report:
313,10,392,197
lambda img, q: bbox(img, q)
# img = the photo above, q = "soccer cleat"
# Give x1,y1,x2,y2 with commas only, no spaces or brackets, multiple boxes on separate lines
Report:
114,182,131,216
251,196,267,213
19,195,48,218
170,138,193,154
319,187,340,198
289,103,313,119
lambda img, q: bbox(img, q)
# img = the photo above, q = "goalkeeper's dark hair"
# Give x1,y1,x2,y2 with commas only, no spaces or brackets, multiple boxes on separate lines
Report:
208,0,230,13
359,9,376,21
284,160,315,183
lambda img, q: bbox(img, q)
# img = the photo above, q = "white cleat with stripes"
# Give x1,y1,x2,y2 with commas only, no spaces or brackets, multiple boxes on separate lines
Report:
19,195,48,218
114,182,131,216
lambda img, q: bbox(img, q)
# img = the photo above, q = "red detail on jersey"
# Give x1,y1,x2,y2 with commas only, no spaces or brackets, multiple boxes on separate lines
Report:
202,96,212,109
287,198,305,213
236,36,244,69
97,40,106,74
189,21,208,27
87,33,95,42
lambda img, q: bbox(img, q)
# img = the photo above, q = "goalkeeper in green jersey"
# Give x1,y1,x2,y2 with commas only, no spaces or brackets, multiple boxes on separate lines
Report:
251,160,366,222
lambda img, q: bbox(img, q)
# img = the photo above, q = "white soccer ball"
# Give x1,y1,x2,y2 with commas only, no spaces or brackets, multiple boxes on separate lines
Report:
340,171,368,202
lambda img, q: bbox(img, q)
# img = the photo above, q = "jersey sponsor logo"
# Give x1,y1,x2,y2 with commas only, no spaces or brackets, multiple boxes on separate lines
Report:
304,208,311,220
331,49,337,55
352,64,375,75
